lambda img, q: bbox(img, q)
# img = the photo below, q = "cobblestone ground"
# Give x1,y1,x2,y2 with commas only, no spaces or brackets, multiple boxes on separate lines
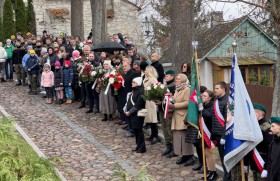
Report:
0,82,223,181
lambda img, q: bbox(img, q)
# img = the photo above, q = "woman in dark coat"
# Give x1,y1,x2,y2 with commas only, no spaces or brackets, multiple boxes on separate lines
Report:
125,77,146,153
181,63,191,81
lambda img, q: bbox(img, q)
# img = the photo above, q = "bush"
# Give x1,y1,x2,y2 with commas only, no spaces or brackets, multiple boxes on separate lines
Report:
3,0,15,40
0,117,61,181
14,0,27,34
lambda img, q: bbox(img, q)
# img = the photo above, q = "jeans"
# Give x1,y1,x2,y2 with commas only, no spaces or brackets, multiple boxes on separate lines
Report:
0,62,5,78
65,86,73,99
5,58,13,79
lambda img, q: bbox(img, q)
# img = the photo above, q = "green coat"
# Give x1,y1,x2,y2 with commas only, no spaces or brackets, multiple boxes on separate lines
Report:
4,45,15,59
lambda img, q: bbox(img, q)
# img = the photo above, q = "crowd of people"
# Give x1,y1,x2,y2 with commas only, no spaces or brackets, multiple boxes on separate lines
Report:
0,30,279,181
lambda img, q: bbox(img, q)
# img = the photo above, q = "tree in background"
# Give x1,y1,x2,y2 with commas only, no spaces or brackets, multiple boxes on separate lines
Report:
0,16,3,42
26,0,36,36
14,0,27,34
71,0,84,41
90,0,107,45
3,0,15,40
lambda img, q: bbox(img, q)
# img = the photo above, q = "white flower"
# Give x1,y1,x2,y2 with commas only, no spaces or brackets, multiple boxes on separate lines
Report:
99,69,103,73
109,78,115,84
160,84,165,89
147,86,151,91
111,70,116,75
167,89,170,93
154,85,158,89
91,71,97,77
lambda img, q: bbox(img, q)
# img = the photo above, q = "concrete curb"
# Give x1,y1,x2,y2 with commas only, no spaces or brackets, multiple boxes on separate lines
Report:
143,125,224,175
0,104,67,181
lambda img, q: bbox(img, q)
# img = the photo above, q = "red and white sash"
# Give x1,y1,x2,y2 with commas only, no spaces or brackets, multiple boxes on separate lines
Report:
252,148,265,172
214,100,225,127
163,94,171,119
201,117,213,149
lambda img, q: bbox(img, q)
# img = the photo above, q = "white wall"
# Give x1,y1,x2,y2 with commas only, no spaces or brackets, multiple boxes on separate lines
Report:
199,60,213,90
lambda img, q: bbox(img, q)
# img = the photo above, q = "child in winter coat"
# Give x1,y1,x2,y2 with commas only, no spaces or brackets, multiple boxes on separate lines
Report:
25,50,39,95
54,61,64,104
41,63,54,104
63,60,74,104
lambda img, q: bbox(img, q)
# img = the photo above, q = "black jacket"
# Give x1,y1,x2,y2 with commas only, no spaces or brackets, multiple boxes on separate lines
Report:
202,100,214,133
25,56,39,75
117,69,137,112
267,135,280,181
127,86,145,129
54,68,64,88
151,61,164,83
244,118,272,171
12,47,26,64
211,94,228,140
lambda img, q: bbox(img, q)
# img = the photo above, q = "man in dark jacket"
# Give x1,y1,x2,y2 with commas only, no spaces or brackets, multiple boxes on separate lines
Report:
151,52,164,83
118,61,138,137
211,81,231,181
267,117,280,181
66,38,82,57
244,103,272,181
25,50,39,95
12,41,27,86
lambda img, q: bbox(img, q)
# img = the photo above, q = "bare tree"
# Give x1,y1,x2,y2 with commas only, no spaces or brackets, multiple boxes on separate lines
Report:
90,0,107,45
169,0,195,73
212,0,280,116
71,0,84,40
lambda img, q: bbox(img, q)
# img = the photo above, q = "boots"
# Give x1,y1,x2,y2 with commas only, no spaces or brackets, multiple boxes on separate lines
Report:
16,80,22,86
59,99,63,105
207,171,218,181
45,98,49,104
28,85,32,94
102,114,108,121
108,114,113,121
22,81,27,86
0,78,6,82
162,143,173,156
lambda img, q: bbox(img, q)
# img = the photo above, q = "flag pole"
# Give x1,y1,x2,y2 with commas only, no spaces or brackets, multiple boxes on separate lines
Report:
232,41,245,181
192,41,207,181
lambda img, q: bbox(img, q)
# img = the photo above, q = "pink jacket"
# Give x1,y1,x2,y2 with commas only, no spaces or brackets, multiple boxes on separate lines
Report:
41,71,54,87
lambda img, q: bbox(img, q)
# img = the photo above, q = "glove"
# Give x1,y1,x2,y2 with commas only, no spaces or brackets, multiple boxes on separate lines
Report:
220,138,226,145
261,170,267,178
199,106,204,111
243,166,248,173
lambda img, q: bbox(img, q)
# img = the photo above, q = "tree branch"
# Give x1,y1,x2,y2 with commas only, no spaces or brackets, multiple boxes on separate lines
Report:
212,0,266,9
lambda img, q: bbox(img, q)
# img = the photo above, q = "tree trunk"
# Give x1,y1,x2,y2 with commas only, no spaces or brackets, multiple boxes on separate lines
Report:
169,0,195,73
271,38,280,116
71,0,84,41
0,0,4,17
90,0,107,45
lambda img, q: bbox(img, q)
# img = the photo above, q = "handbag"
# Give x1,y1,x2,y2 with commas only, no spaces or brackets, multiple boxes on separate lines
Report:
130,93,147,117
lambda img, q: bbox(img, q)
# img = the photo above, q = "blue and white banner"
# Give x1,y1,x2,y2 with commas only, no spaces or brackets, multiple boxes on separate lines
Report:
223,54,263,172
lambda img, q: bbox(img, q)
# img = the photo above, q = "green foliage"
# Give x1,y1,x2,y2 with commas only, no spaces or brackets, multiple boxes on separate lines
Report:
0,16,3,42
143,83,168,101
248,70,258,84
260,72,270,86
112,163,153,181
14,0,27,34
0,117,61,181
3,0,15,40
26,0,36,35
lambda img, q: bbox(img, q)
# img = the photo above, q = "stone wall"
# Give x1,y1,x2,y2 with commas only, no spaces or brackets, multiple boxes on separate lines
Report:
33,0,145,48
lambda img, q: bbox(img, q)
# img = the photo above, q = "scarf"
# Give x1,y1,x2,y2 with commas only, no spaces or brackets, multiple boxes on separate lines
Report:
175,82,189,92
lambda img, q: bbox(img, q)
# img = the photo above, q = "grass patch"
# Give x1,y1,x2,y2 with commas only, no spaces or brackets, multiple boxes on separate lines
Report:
0,117,61,181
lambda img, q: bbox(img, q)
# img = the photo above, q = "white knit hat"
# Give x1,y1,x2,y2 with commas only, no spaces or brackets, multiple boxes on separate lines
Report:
132,77,143,86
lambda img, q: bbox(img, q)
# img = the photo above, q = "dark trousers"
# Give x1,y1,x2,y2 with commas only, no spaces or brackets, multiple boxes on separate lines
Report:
93,89,100,111
194,141,203,165
150,123,159,138
73,86,81,101
30,74,38,91
5,58,13,79
217,141,232,181
133,128,146,152
86,82,94,110
80,82,87,105
45,87,53,98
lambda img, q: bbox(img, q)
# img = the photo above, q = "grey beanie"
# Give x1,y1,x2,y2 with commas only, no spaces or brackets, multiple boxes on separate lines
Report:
41,47,48,54
6,39,11,43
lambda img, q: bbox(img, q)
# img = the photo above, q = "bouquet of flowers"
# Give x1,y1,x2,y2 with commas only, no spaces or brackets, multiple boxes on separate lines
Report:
108,70,124,95
143,82,169,101
115,64,124,75
90,67,106,89
78,62,95,82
